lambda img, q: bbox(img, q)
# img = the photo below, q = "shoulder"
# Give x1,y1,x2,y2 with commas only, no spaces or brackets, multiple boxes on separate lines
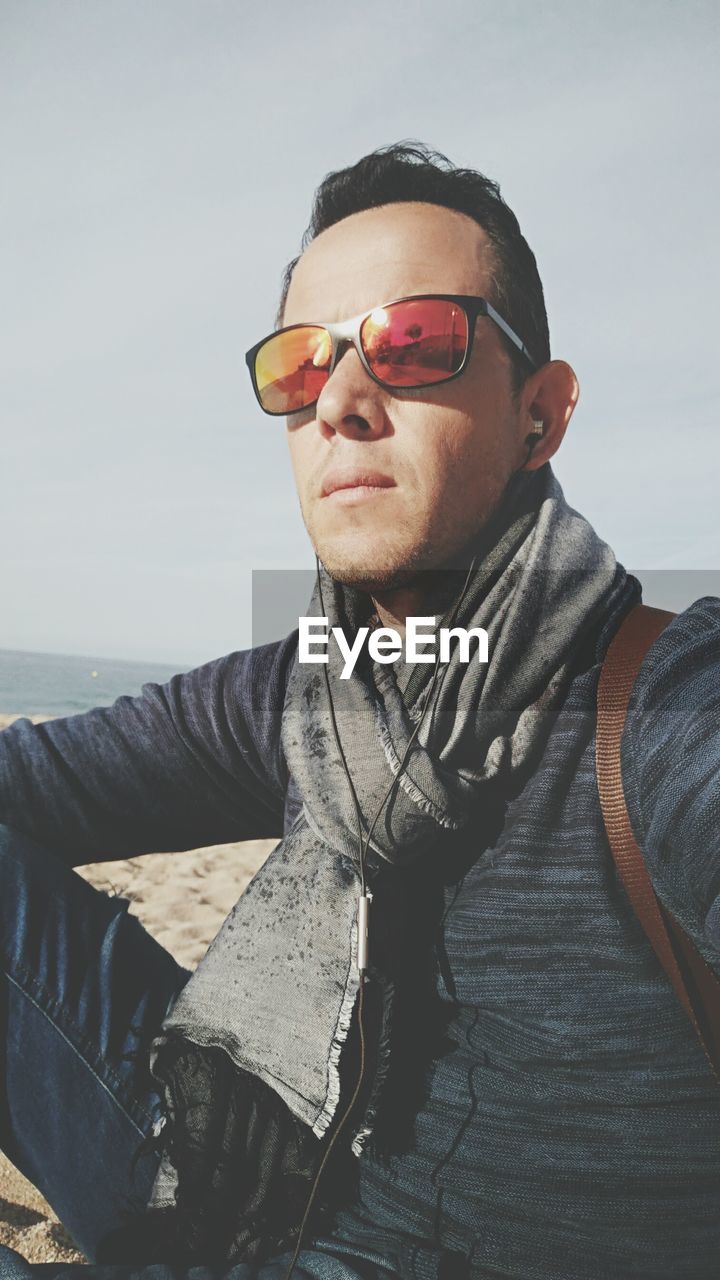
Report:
624,596,720,758
159,628,300,726
220,628,300,763
621,597,720,949
237,629,300,699
158,629,300,797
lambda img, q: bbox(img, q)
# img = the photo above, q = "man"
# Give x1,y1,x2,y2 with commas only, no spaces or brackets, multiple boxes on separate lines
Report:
1,142,719,1280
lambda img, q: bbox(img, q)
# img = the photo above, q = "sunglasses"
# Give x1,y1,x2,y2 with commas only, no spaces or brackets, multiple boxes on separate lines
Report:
245,293,538,417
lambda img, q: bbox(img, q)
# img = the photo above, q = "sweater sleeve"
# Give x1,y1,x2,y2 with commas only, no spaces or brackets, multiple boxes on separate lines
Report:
621,595,720,967
0,633,298,866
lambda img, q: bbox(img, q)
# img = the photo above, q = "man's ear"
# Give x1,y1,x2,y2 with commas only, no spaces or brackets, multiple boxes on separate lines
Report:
518,360,579,471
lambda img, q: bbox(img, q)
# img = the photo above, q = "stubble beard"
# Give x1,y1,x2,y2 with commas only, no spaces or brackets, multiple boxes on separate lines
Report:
310,509,493,597
301,453,519,597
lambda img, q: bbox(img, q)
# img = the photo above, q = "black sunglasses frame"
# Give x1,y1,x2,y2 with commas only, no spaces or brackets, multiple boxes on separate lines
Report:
245,293,539,417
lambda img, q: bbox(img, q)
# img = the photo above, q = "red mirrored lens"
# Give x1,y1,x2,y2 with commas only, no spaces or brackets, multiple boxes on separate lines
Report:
254,326,332,414
360,298,468,386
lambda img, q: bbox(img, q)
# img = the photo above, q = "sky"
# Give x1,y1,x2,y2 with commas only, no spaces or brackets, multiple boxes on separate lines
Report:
1,0,718,666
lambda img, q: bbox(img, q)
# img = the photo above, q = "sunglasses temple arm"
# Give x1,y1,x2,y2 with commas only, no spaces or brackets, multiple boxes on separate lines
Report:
484,302,538,370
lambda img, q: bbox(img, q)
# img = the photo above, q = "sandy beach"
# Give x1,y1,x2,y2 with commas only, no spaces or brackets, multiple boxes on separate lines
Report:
0,711,278,1264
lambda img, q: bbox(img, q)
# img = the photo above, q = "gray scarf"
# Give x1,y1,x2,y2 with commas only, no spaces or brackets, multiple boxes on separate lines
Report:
147,464,625,1203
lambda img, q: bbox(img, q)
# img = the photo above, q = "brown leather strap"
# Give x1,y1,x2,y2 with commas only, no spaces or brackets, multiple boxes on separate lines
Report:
596,602,720,1080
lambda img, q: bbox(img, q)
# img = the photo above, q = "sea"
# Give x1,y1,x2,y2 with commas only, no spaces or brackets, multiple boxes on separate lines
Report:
0,647,192,718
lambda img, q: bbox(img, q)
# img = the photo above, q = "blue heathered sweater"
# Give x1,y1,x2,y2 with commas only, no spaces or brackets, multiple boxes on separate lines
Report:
1,589,719,1279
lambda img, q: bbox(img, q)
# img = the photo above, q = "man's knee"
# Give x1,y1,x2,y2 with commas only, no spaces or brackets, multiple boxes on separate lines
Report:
0,1244,33,1280
0,822,65,879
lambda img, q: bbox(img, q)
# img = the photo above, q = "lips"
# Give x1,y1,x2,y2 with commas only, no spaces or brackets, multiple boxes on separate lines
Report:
320,469,395,497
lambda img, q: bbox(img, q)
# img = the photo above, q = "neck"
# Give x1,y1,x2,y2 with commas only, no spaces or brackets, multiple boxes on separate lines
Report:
370,573,461,637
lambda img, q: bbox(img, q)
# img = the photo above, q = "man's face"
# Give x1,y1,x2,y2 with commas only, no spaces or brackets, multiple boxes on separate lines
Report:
282,201,530,590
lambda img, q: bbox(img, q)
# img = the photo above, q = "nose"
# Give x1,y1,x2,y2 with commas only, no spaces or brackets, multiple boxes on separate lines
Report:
314,339,388,441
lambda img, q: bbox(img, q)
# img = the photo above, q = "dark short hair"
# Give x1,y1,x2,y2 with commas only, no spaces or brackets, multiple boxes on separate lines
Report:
277,140,550,390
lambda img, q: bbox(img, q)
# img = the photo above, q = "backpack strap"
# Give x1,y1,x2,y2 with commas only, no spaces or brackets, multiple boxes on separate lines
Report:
596,602,720,1081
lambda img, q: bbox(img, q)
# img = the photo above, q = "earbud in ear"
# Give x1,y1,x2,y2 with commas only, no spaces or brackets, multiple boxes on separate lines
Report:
525,419,544,446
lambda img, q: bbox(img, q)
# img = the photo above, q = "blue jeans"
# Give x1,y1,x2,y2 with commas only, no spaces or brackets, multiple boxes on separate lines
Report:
0,825,400,1280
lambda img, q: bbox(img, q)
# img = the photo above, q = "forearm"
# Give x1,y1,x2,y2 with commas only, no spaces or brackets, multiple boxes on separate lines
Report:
0,641,295,866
